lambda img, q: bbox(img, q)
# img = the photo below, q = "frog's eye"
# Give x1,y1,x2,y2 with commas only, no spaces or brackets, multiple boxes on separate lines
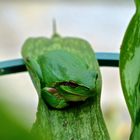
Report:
95,73,98,81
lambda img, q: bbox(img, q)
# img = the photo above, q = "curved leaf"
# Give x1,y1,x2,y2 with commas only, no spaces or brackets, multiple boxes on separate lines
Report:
120,0,140,139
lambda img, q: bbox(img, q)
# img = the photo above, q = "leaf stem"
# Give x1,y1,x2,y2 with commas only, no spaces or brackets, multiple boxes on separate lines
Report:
53,19,57,35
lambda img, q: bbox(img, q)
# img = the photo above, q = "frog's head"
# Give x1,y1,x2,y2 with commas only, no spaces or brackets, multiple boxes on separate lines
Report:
39,50,98,105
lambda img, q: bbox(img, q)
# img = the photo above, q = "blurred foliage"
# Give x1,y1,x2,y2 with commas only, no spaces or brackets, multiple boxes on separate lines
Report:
0,101,38,140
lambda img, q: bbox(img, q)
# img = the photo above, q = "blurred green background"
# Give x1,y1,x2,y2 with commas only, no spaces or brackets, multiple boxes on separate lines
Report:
0,0,134,139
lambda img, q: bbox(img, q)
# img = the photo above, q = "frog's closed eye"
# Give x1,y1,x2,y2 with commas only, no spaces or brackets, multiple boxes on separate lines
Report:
85,63,89,69
95,73,98,80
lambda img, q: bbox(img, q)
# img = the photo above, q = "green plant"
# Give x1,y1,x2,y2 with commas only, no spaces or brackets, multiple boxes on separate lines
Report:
21,22,110,140
120,0,140,139
1,0,140,139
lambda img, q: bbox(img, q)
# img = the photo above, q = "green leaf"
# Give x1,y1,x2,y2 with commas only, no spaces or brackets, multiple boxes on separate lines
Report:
120,0,140,139
22,26,110,139
0,102,38,140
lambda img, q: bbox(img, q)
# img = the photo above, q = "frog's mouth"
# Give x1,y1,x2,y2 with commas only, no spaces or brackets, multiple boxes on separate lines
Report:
56,81,79,88
46,81,79,94
45,81,93,102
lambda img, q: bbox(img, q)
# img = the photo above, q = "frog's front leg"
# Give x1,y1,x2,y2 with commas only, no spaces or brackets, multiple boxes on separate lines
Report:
41,87,68,109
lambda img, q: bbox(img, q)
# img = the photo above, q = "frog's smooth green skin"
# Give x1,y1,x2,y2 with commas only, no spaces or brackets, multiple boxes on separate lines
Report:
22,34,98,109
22,32,110,139
120,0,140,139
